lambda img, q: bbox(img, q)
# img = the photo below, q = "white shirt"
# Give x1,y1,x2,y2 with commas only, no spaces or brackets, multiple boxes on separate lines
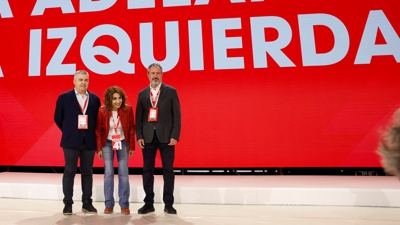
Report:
74,89,89,115
107,111,125,140
149,83,161,107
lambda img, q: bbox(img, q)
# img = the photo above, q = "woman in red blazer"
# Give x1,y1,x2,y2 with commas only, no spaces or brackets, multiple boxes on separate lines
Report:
95,86,135,215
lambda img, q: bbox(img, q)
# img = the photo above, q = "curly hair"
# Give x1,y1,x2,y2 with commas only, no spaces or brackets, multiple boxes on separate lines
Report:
378,108,400,178
103,86,127,111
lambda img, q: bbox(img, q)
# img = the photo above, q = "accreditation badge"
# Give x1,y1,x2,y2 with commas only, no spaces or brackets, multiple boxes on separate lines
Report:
78,115,88,129
148,107,158,122
112,134,122,150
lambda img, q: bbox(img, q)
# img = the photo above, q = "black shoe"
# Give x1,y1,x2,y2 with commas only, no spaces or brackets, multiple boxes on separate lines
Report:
63,204,72,215
164,205,177,214
138,204,155,214
82,203,97,214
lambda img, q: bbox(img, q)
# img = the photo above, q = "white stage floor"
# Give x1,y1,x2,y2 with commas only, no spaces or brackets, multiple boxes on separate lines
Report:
1,172,400,206
1,172,400,224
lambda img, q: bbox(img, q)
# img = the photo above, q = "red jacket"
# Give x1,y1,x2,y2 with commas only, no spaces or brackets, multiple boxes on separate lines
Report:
95,105,135,152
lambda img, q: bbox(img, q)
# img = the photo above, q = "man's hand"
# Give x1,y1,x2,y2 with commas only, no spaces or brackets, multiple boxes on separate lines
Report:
138,139,145,149
168,138,177,146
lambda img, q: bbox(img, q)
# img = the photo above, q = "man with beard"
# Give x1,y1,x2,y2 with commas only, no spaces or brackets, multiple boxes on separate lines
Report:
135,63,181,214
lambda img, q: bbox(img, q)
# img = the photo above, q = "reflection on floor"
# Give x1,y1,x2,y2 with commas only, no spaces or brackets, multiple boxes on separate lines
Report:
1,198,400,225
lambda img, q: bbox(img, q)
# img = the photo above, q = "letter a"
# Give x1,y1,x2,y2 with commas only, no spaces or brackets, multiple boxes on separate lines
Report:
0,0,13,18
32,0,75,16
355,10,400,64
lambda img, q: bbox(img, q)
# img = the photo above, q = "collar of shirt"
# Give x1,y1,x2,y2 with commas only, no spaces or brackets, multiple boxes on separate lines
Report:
74,89,88,97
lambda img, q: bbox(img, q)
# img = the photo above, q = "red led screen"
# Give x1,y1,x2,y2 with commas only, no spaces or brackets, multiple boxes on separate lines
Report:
0,0,399,167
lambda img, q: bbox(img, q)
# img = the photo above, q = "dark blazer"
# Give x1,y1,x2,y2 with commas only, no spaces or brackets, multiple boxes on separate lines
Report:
54,89,101,150
136,83,181,143
95,105,136,152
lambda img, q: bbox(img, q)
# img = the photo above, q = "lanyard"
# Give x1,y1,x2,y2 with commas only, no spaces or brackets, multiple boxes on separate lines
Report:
79,96,89,114
150,88,160,107
111,111,120,134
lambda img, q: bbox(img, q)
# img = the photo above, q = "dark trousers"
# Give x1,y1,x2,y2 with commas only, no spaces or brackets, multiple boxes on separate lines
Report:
142,133,175,206
63,144,95,205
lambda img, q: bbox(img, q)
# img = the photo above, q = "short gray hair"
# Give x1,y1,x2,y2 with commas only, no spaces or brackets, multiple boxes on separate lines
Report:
147,63,163,74
74,70,89,80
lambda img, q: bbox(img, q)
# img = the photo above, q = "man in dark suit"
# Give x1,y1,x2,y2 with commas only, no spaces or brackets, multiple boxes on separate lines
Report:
136,63,181,214
54,70,101,215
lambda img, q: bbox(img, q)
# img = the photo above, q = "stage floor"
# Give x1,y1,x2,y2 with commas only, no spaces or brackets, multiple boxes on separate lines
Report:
0,172,400,224
1,172,400,206
1,198,400,225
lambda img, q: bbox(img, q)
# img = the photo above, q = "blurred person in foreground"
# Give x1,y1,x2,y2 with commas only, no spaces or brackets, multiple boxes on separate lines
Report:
378,108,400,178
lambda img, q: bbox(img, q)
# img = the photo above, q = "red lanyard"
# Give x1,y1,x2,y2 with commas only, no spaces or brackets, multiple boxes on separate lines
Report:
79,96,88,114
150,89,160,107
111,112,120,134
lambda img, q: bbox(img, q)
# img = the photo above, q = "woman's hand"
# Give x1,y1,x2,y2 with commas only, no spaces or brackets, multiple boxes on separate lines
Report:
97,151,103,159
